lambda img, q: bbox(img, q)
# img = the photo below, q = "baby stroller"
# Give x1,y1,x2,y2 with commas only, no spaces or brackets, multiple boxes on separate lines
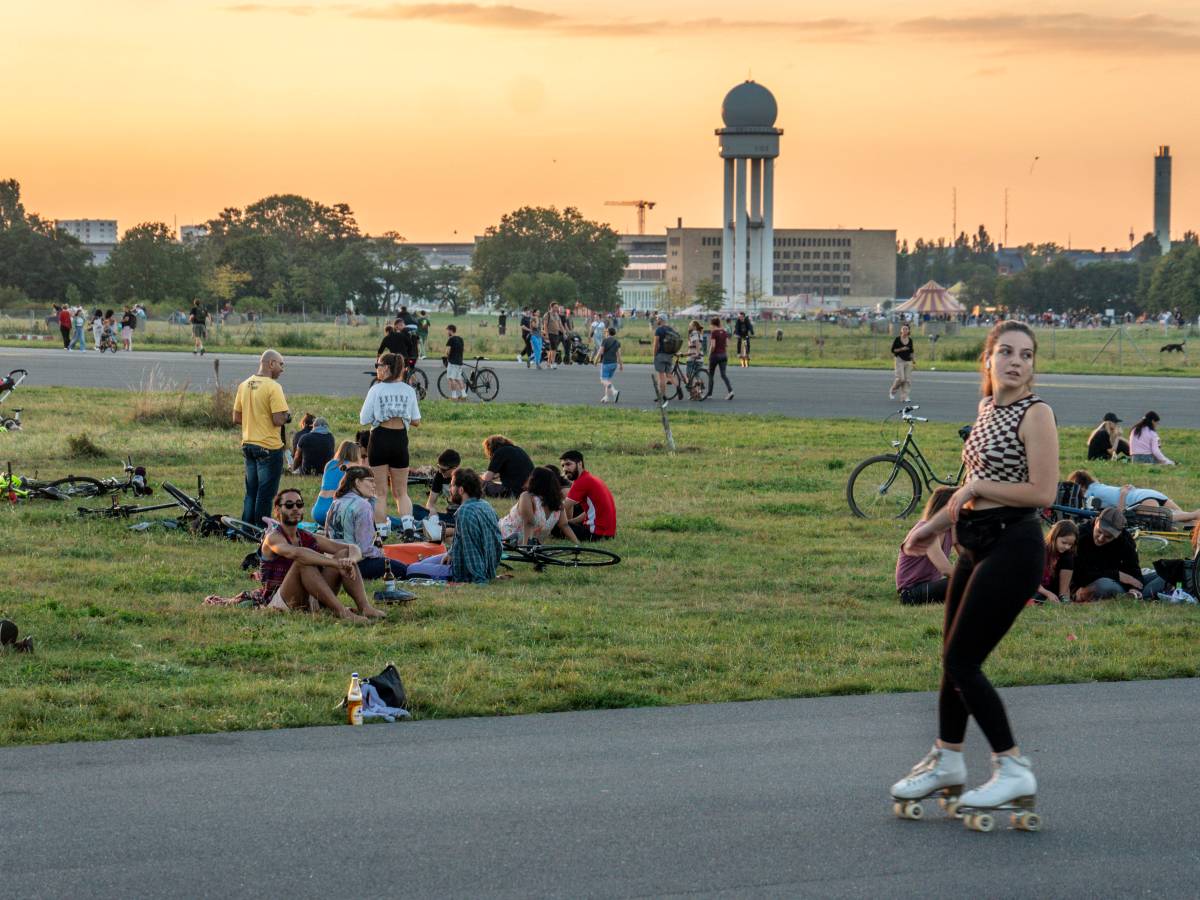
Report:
99,325,119,353
0,369,27,432
565,333,592,366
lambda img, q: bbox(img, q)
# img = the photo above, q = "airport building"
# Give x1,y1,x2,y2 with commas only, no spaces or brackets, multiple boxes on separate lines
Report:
55,219,118,264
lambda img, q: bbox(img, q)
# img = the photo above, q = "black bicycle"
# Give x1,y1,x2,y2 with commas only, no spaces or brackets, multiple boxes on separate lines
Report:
846,406,968,519
364,363,428,401
437,356,500,401
160,478,261,542
501,542,620,571
665,354,708,401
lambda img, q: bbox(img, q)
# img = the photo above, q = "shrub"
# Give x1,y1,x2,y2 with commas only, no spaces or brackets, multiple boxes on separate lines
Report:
66,432,106,459
941,340,984,362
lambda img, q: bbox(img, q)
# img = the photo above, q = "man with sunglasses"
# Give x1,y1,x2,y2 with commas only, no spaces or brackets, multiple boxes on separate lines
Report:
260,488,386,622
234,349,290,528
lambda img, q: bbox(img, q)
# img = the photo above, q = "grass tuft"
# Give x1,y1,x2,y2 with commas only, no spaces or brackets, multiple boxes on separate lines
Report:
66,432,105,459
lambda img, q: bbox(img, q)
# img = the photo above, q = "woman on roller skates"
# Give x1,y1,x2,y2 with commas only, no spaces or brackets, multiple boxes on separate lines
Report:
890,320,1058,833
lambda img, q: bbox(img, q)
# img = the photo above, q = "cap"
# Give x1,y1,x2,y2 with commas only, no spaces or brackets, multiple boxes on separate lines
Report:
1097,507,1126,537
1102,412,1122,423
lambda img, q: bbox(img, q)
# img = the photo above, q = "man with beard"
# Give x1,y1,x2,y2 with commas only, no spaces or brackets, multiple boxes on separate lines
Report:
258,488,386,621
558,450,616,540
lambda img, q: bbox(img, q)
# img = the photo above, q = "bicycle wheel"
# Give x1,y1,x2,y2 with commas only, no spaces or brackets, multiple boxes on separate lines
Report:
473,368,499,401
409,368,428,401
43,475,105,500
846,454,922,519
220,515,264,543
531,545,621,567
436,370,450,399
689,370,708,400
670,369,685,400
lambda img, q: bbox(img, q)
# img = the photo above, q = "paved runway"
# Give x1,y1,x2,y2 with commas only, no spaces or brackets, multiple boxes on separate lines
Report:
2,347,1197,427
1,678,1195,898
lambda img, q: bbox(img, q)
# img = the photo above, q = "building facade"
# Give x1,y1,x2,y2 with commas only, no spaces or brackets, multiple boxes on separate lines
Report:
55,219,118,265
665,226,896,309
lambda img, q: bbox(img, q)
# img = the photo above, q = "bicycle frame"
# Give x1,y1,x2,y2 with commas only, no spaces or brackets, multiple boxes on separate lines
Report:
891,425,963,490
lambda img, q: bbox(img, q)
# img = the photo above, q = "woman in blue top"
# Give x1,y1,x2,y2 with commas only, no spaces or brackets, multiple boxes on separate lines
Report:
312,440,363,528
1067,469,1200,525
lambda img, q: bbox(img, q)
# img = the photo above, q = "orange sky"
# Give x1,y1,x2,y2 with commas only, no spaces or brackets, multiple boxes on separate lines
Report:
6,1,1198,249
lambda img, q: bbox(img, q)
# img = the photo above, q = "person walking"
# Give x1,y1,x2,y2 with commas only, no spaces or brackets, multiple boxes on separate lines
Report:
734,311,754,367
528,310,544,370
595,327,622,403
56,305,71,350
233,349,290,528
890,321,1058,827
545,302,563,368
70,307,87,351
890,323,914,402
703,316,734,400
190,300,208,355
90,309,104,351
120,306,136,352
444,323,466,401
518,308,533,366
360,352,421,539
416,310,431,358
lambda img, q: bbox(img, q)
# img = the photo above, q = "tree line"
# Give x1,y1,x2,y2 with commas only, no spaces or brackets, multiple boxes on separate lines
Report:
897,224,1200,319
0,180,627,316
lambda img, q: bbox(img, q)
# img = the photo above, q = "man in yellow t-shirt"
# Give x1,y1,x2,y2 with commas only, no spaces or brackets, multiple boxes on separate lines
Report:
233,349,290,526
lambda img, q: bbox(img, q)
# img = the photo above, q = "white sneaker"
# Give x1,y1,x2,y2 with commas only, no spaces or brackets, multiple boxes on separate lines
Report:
612,389,620,404
422,514,443,542
374,521,391,540
959,754,1036,810
889,391,896,400
891,745,967,800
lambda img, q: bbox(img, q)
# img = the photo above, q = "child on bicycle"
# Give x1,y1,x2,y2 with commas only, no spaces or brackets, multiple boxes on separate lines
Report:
686,320,704,391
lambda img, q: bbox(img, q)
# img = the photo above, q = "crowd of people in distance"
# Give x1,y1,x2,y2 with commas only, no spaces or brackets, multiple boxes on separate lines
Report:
51,304,141,352
231,346,618,621
895,399,1193,607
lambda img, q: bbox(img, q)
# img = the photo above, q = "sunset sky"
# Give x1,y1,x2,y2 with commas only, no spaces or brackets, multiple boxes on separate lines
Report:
6,1,1198,249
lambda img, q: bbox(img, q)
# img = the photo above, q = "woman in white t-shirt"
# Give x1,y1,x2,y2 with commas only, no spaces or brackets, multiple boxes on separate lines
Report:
359,353,421,538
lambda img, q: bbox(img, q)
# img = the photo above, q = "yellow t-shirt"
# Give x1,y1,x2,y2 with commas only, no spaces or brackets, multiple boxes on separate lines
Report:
233,375,288,450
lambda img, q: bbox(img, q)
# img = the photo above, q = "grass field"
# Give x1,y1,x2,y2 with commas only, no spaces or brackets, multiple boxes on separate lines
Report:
4,314,1199,378
0,387,1197,747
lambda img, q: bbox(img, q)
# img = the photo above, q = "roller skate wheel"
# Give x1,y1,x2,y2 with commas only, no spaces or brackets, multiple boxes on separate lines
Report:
966,813,995,832
892,802,903,818
940,798,960,817
906,801,924,820
1015,812,1041,832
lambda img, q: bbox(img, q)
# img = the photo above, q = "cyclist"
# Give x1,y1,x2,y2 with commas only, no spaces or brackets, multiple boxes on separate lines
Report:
734,311,754,367
444,324,466,401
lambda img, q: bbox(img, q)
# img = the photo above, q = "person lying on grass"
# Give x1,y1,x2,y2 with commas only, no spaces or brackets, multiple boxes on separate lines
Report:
1067,470,1200,526
260,488,386,622
406,468,503,584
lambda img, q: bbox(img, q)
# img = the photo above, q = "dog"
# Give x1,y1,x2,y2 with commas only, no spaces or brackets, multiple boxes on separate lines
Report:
1160,341,1186,353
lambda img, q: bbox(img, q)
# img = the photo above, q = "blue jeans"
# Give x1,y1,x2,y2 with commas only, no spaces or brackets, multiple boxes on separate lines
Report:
1083,575,1166,600
71,326,86,351
242,444,285,527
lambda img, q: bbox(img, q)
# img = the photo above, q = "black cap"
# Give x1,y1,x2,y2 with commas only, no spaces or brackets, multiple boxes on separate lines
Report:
1102,412,1121,423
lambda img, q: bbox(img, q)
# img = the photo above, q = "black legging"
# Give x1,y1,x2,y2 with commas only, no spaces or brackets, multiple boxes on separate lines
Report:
706,354,731,396
520,333,532,360
939,512,1043,753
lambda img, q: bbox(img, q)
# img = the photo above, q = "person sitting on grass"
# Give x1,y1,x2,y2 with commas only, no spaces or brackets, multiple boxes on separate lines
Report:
312,439,362,528
293,416,335,476
1035,520,1077,604
259,488,385,622
481,434,534,499
558,450,616,540
418,448,461,542
1086,413,1130,461
324,466,392,583
1129,410,1174,465
895,486,956,605
1067,470,1200,526
406,468,503,584
1069,507,1166,602
498,466,578,546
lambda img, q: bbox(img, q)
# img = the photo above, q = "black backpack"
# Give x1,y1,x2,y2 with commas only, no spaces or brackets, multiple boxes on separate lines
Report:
658,326,682,355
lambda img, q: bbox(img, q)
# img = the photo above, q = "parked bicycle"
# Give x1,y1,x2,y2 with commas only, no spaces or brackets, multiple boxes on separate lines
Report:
845,406,969,519
363,361,429,401
437,356,499,401
0,369,27,431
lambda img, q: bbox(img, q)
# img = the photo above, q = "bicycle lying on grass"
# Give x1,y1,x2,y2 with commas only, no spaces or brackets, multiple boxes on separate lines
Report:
3,457,153,503
501,542,621,572
437,356,500,402
846,406,969,519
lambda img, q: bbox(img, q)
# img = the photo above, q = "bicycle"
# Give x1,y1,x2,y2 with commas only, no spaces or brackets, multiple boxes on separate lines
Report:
160,477,260,542
665,354,708,402
363,361,429,401
78,495,181,520
1,462,112,502
501,541,621,571
846,406,969,519
0,369,28,431
437,356,499,402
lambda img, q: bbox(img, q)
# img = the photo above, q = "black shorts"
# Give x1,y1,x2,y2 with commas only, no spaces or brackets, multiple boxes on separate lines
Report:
548,333,562,350
367,427,409,469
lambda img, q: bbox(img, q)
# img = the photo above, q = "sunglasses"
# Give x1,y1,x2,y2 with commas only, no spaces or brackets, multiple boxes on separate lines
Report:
278,500,304,509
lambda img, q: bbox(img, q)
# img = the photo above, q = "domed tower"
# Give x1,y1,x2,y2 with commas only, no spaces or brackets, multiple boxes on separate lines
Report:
716,81,782,306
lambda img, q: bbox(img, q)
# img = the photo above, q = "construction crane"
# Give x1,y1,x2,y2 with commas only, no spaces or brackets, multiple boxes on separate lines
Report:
604,199,656,235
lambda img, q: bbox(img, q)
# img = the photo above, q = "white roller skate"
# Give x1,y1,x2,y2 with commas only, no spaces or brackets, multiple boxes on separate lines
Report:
958,753,1040,833
890,745,966,821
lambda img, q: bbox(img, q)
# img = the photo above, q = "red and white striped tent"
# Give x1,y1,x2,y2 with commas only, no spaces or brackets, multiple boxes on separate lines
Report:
895,280,965,315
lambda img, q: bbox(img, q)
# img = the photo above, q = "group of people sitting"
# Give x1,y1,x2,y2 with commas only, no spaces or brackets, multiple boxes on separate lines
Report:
896,459,1196,607
253,431,617,621
1086,410,1175,465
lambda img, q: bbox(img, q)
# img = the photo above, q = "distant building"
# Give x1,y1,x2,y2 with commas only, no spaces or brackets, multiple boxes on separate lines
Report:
617,234,666,311
665,226,896,310
55,219,117,264
180,224,209,244
408,242,474,269
1154,146,1172,254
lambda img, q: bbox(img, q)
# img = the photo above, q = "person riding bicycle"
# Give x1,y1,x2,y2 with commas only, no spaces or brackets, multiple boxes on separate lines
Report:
734,311,754,367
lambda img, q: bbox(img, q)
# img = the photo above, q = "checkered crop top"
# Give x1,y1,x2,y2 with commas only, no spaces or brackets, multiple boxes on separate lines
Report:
961,394,1044,484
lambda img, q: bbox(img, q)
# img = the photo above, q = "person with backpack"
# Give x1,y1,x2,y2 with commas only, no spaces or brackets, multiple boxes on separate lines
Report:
734,311,755,367
652,313,682,408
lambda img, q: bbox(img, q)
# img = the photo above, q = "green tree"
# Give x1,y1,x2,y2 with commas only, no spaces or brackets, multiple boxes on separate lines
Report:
500,272,536,310
1145,245,1200,318
472,206,626,312
100,222,200,304
0,179,96,303
426,265,471,316
370,232,429,314
531,272,577,312
203,264,250,307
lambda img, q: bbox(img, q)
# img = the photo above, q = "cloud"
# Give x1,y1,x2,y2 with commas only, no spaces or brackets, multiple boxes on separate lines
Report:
972,66,1006,77
223,3,870,40
897,13,1200,56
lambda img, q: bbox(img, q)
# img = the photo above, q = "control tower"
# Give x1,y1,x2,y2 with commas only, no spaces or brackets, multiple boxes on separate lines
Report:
716,81,782,306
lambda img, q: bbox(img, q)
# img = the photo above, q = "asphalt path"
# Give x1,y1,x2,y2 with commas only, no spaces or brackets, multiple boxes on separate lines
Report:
1,678,1196,897
2,347,1197,427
